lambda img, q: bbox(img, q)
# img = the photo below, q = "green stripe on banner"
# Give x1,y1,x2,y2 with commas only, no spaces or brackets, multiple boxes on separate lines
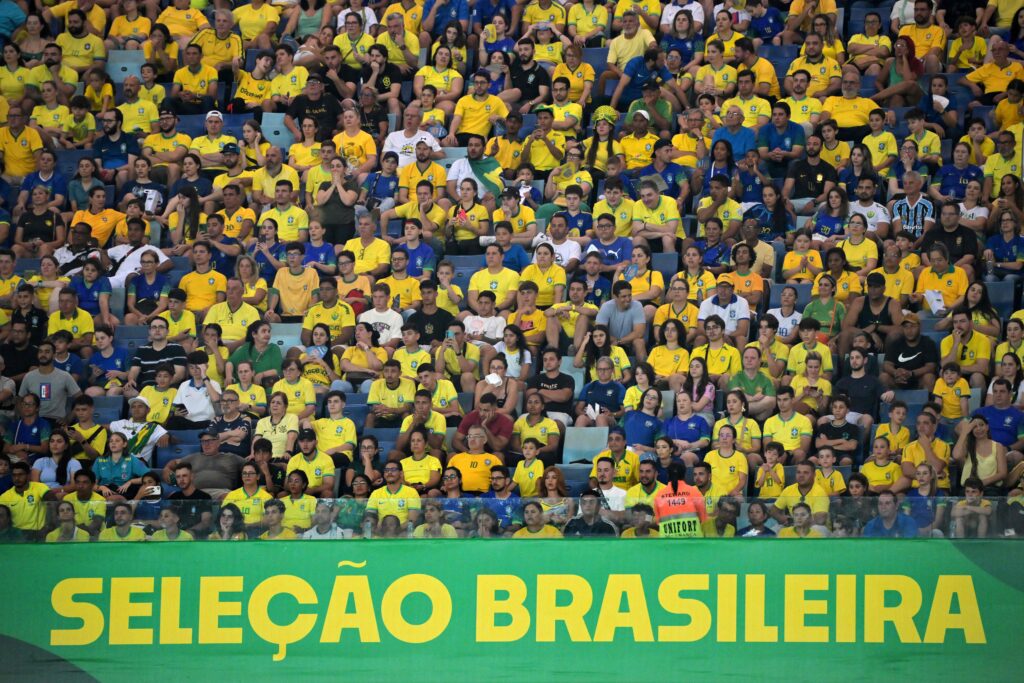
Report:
2,540,1023,681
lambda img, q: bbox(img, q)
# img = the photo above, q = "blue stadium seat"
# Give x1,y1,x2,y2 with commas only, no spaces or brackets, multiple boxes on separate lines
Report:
117,326,150,342
170,429,205,443
768,282,812,308
346,404,370,428
55,149,94,178
106,51,145,81
262,113,295,149
519,114,538,137
15,258,40,275
365,427,400,442
582,47,608,69
759,45,799,63
109,288,126,318
562,426,608,464
452,268,473,295
560,463,593,496
989,280,1015,318
156,443,199,468
178,115,207,137
171,256,191,270
652,252,677,279
93,396,124,424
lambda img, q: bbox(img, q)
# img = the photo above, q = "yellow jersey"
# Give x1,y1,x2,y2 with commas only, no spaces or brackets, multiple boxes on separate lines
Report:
222,487,275,525
367,484,421,524
179,269,227,312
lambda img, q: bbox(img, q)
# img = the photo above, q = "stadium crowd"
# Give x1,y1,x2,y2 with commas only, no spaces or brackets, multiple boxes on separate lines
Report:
2,0,1024,541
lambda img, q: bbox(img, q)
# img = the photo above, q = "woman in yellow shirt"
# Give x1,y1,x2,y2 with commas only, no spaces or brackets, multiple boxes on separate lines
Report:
106,0,151,50
446,178,490,252
228,360,268,418
413,46,463,118
198,324,230,386
272,359,317,420
167,185,207,253
235,256,269,312
288,116,322,177
240,120,271,171
581,108,624,178
431,22,468,75
520,243,566,308
574,324,632,383
802,14,846,64
691,39,737,104
142,25,179,80
0,43,32,103
300,323,343,393
616,244,664,320
338,322,388,393
623,362,656,411
533,23,569,69
254,392,299,459
646,320,690,392
29,255,70,313
837,214,878,278
551,45,595,106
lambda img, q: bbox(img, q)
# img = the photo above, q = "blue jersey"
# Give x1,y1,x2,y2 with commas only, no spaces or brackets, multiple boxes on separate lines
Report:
933,164,983,200
701,161,736,196
738,167,767,203
53,353,85,379
750,7,785,39
402,241,436,278
637,162,688,199
744,203,794,240
623,410,663,448
479,490,522,529
502,244,531,272
574,274,612,306
93,133,140,170
557,209,594,235
862,513,919,538
661,35,704,64
696,240,730,268
422,0,470,37
89,347,130,385
303,242,336,269
812,211,846,239
587,237,632,267
362,172,399,200
712,126,758,158
68,276,112,316
986,233,1024,263
20,171,68,202
902,489,947,528
664,414,710,447
248,241,286,283
973,406,1024,448
892,196,935,238
579,380,626,411
473,0,515,25
622,56,673,102
127,273,170,303
209,236,240,277
12,418,51,447
757,122,805,176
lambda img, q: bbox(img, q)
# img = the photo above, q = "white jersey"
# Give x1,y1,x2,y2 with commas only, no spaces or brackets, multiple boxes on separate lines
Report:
959,202,989,224
107,244,170,288
303,524,348,540
765,307,803,340
697,294,751,334
463,314,506,341
108,418,168,466
661,1,705,28
849,202,890,233
172,378,221,423
599,485,627,512
538,238,582,269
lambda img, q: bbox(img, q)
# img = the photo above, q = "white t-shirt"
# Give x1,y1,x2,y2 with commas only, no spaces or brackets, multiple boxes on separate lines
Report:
463,314,506,341
959,202,989,224
337,7,378,31
109,418,169,465
303,524,348,539
661,1,705,28
382,130,442,169
849,202,890,233
697,294,751,334
447,158,488,199
539,238,582,270
172,378,221,423
890,0,915,27
598,484,627,512
357,308,405,345
492,342,532,379
765,307,803,340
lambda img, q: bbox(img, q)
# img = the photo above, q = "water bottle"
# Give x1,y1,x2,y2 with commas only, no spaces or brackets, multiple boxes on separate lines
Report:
362,520,373,539
986,258,995,278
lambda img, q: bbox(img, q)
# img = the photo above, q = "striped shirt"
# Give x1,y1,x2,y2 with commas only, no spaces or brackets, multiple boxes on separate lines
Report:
891,195,935,238
129,343,188,387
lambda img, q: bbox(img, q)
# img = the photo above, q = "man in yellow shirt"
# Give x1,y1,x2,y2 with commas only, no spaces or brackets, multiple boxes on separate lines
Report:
983,131,1022,201
784,33,841,100
898,0,947,74
170,44,218,115
820,71,876,141
940,309,992,389
190,10,244,76
964,40,1024,105
365,461,421,528
521,106,566,175
0,463,51,536
142,107,191,186
232,0,280,48
0,108,43,183
446,71,510,145
770,461,830,527
286,429,336,497
632,177,682,250
269,243,321,321
116,76,160,135
53,10,107,75
721,71,772,131
203,278,261,347
178,241,227,318
257,178,309,242
620,110,660,170
302,279,356,347
762,387,813,462
782,0,837,40
189,111,238,180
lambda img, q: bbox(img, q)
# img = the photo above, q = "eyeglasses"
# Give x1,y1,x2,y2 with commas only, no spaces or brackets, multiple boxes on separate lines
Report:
242,471,257,476
442,474,458,480
383,467,400,473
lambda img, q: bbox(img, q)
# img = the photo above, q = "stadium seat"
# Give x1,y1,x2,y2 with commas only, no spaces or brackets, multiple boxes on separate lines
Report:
366,427,400,442
581,47,608,69
989,281,1014,318
156,443,199,468
262,113,295,149
117,326,150,342
274,335,301,352
457,392,474,414
56,149,93,178
562,426,608,464
178,115,207,137
170,429,206,444
768,283,811,308
652,252,677,279
347,404,370,428
447,255,483,271
758,45,799,63
106,51,145,81
271,323,303,342
109,288,126,318
560,463,593,496
519,114,538,137
93,397,124,424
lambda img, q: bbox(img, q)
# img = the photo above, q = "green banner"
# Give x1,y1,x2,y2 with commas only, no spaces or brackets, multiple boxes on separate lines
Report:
2,540,1023,681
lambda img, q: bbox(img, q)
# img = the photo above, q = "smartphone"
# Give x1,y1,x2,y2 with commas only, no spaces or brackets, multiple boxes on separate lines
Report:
445,330,455,340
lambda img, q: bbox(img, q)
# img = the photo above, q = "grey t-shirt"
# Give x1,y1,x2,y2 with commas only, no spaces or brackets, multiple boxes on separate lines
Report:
19,368,81,420
181,452,245,492
595,300,645,341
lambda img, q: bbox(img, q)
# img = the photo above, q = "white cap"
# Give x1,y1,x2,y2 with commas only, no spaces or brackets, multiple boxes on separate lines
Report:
128,396,150,408
632,110,651,121
205,110,224,121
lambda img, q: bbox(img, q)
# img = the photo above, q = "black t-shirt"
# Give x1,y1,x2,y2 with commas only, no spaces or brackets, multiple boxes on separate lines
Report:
211,414,252,457
16,209,64,243
130,343,188,387
167,488,213,535
818,420,862,454
316,178,359,227
11,307,48,345
919,225,980,265
563,516,617,536
287,94,343,141
525,371,575,414
938,0,986,24
359,104,388,138
884,335,940,375
360,63,401,95
0,342,37,382
510,59,551,101
407,308,455,346
786,159,838,200
834,373,884,418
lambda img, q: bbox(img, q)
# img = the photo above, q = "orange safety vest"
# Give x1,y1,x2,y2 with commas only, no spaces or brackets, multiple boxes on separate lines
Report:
654,482,708,538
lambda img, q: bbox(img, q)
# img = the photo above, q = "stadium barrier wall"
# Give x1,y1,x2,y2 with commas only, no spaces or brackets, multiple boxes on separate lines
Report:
2,540,1023,680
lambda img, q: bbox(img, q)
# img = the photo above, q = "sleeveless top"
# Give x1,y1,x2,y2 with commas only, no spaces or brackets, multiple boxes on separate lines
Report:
855,296,894,330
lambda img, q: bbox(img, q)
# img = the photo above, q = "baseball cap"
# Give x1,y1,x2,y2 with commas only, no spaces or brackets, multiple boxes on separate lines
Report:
306,73,323,82
199,429,219,440
641,79,660,91
222,142,240,155
902,312,921,325
632,110,651,121
128,396,150,408
533,104,553,115
866,272,886,288
205,110,223,121
716,273,734,285
158,107,176,117
499,188,519,200
298,428,317,441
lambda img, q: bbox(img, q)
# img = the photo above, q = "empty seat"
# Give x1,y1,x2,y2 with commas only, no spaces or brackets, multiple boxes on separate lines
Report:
106,50,145,80
560,463,593,496
562,426,608,464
